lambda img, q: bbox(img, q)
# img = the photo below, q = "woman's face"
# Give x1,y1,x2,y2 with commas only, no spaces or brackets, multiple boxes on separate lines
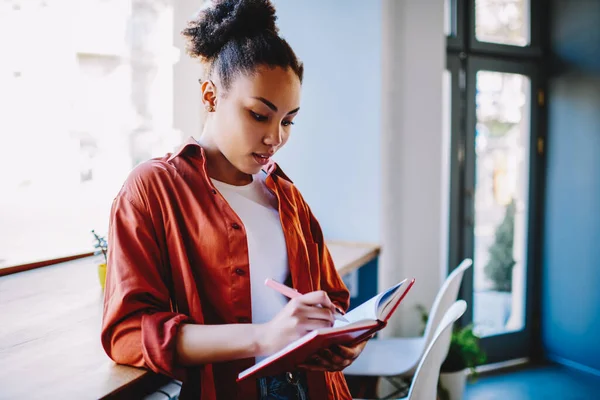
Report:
204,65,302,176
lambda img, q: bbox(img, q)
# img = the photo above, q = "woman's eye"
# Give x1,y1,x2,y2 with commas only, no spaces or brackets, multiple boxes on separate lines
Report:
251,111,268,122
281,120,295,127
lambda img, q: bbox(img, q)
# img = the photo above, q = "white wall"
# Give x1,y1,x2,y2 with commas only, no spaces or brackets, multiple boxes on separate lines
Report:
273,0,383,243
379,0,447,337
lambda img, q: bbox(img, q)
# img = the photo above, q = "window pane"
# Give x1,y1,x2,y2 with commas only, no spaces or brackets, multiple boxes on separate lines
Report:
475,0,530,46
0,0,179,269
473,70,530,337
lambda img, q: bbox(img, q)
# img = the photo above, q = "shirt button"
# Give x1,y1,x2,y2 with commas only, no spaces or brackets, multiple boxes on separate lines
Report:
231,223,241,230
238,317,250,323
211,189,217,194
235,268,246,276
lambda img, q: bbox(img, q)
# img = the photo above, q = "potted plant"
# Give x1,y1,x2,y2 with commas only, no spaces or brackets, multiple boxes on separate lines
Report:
91,230,108,290
438,324,487,400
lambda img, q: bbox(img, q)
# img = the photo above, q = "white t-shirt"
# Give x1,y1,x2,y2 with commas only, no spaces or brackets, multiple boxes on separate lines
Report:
210,172,289,336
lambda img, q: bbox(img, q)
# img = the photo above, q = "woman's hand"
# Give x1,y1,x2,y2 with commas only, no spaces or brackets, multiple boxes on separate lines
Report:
258,291,336,356
298,337,371,372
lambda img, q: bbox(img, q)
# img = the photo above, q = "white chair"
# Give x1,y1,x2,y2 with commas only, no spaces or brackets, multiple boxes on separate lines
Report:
344,259,472,398
354,300,468,400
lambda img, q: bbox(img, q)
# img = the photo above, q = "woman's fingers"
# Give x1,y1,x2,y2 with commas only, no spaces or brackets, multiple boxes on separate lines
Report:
299,353,339,371
297,361,329,371
265,291,340,355
330,344,360,360
318,348,348,365
298,304,334,324
297,318,333,332
295,291,335,312
298,343,365,372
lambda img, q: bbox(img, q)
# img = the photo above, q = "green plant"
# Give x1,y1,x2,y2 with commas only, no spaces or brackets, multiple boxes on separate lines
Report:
440,324,487,376
91,230,108,264
416,304,429,336
484,199,516,292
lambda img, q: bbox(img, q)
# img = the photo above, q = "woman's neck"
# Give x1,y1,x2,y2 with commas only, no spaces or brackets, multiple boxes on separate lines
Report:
196,133,253,186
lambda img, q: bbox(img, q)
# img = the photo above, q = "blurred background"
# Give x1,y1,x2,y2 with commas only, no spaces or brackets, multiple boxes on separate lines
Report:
1,0,599,398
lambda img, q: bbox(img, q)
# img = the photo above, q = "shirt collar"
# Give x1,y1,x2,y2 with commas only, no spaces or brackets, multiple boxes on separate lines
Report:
167,136,203,162
168,137,293,183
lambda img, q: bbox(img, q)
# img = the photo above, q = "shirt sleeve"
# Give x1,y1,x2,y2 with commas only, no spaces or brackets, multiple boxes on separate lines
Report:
101,191,192,381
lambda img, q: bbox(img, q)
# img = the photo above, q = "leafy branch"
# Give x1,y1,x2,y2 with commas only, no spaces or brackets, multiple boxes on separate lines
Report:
91,230,108,264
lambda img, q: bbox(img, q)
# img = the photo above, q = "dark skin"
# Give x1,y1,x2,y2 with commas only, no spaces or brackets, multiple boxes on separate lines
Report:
299,339,373,372
198,65,299,186
194,65,368,371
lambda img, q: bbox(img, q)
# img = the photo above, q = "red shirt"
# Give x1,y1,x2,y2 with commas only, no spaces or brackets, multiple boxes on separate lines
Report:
101,137,352,399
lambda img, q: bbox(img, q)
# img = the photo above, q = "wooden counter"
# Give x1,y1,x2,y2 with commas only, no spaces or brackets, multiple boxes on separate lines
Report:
326,241,381,277
0,241,380,399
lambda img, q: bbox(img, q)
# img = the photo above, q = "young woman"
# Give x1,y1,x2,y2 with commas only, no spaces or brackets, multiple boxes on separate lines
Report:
101,1,367,398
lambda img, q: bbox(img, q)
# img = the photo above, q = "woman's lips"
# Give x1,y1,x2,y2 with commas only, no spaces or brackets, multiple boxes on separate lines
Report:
252,153,271,166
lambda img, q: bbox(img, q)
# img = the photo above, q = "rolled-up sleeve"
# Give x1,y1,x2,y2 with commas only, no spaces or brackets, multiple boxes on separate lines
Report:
101,192,192,381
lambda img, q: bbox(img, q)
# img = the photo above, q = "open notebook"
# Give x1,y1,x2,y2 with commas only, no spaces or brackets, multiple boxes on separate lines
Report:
237,278,415,382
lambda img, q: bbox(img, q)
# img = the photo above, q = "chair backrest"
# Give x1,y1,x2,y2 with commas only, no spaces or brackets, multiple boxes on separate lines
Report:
422,259,472,346
407,300,467,400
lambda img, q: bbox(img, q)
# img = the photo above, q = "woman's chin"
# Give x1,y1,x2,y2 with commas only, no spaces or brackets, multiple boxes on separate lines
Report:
235,162,262,176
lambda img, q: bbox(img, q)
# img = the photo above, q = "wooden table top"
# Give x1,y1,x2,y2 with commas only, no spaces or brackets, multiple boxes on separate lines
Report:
326,241,381,277
0,241,380,399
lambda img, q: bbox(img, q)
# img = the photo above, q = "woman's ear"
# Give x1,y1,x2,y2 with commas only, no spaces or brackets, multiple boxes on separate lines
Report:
201,79,218,111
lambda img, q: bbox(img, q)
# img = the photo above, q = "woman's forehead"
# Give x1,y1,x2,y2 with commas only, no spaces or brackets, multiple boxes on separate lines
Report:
230,66,301,106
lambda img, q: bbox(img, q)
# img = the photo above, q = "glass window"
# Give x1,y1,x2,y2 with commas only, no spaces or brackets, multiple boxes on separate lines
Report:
472,70,530,337
475,0,530,46
0,0,180,269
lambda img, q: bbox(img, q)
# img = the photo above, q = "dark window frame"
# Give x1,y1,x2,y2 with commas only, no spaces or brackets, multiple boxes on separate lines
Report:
446,0,548,364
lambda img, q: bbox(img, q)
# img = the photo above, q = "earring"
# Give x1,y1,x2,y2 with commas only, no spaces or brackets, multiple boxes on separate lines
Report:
205,104,214,112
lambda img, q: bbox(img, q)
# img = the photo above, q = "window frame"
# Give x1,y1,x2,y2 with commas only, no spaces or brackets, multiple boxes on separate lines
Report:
446,0,548,364
468,0,543,58
446,0,466,51
0,252,95,277
448,0,544,59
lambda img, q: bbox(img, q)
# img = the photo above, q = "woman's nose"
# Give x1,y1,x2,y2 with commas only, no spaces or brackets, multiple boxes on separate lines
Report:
263,125,283,147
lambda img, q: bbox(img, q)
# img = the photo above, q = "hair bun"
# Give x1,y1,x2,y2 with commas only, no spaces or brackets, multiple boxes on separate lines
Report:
183,0,279,60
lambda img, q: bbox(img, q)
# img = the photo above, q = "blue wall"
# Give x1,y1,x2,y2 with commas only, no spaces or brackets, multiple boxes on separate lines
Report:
543,0,600,373
271,0,382,243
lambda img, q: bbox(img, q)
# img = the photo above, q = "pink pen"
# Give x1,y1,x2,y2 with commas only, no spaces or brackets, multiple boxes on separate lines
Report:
264,278,348,322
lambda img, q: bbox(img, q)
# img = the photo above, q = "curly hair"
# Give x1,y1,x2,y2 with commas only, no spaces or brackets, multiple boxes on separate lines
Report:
181,0,304,90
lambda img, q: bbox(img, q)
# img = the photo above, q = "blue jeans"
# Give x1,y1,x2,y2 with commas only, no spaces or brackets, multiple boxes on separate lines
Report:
257,371,310,400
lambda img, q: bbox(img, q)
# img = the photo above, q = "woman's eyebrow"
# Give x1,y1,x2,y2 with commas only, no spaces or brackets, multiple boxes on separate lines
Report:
253,96,278,112
252,97,300,115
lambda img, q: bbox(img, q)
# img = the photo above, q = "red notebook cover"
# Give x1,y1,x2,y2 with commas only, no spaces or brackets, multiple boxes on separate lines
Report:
237,278,415,382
